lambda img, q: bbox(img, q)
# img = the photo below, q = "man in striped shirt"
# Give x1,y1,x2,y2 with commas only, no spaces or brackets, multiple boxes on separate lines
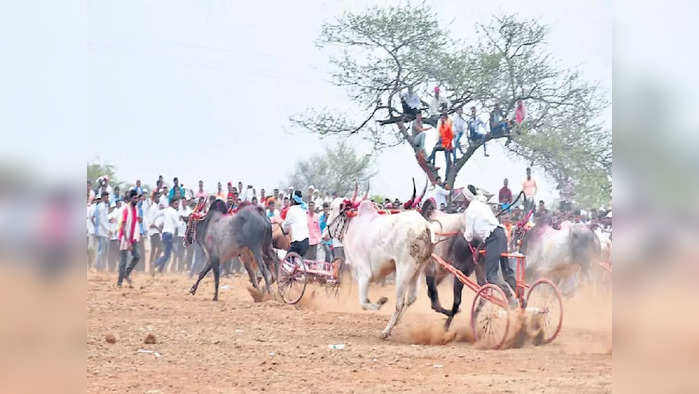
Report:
117,190,142,287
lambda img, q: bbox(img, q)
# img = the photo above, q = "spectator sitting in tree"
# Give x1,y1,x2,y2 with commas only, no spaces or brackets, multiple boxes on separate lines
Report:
411,112,432,160
425,86,450,127
489,103,513,143
468,106,489,157
400,85,422,120
451,105,467,160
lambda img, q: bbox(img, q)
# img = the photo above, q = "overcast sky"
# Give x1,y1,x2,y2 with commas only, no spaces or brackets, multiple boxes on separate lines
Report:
84,0,611,200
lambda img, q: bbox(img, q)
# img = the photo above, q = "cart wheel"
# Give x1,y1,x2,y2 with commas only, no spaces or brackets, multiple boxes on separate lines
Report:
277,252,307,304
525,278,563,345
471,284,510,349
324,258,344,297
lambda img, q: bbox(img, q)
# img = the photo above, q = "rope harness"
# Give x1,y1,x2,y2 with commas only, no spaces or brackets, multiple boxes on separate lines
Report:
184,198,207,247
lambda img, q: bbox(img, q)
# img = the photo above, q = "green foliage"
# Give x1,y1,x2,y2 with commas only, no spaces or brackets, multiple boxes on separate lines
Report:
87,162,120,188
292,3,611,208
286,142,375,197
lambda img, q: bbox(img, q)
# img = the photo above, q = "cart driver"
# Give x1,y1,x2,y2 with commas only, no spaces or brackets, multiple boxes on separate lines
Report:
462,185,518,308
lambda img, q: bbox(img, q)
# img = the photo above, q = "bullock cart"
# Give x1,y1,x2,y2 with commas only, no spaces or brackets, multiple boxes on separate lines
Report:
276,252,345,304
431,234,563,349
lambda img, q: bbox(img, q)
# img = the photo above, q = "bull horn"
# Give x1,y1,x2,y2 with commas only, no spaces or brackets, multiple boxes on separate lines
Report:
409,178,416,205
362,182,370,201
351,181,358,203
413,177,429,207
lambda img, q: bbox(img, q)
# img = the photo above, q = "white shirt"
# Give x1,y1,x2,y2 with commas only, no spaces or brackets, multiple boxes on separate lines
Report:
108,207,122,240
92,202,110,237
86,205,95,235
401,91,421,109
242,187,255,202
452,113,467,134
152,206,180,235
426,185,450,209
177,206,191,237
283,205,310,242
463,199,501,242
428,95,451,116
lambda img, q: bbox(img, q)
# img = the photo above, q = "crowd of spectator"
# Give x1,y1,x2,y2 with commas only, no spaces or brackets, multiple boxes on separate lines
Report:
402,85,522,179
86,176,359,279
86,166,607,284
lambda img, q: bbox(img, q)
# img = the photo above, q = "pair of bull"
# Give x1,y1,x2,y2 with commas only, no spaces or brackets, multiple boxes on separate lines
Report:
183,183,438,339
186,181,601,340
323,180,481,338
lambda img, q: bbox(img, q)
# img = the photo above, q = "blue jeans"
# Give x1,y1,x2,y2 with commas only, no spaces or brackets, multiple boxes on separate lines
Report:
427,146,453,177
490,121,510,137
117,244,141,285
94,236,107,271
452,131,465,161
154,232,174,272
413,132,426,156
469,130,487,154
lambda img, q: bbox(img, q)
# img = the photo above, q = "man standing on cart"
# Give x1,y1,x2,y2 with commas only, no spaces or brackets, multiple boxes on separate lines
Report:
283,190,310,257
462,186,518,308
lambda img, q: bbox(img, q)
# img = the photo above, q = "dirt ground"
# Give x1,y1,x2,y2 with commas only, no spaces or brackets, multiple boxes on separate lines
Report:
87,271,611,393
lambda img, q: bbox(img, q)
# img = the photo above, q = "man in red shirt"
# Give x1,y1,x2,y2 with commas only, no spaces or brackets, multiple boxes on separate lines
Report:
427,112,454,178
117,190,141,287
498,178,513,206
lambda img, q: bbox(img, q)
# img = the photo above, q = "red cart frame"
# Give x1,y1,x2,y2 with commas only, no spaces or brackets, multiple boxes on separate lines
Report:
431,235,563,349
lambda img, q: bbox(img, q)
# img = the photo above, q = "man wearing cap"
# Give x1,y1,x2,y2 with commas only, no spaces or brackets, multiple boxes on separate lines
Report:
462,186,517,307
283,190,310,257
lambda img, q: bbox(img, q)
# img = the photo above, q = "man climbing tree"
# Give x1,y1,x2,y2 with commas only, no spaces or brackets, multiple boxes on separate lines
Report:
291,4,610,205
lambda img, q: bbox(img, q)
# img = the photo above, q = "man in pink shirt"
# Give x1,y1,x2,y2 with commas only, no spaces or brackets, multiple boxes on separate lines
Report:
522,167,538,213
195,180,207,199
305,200,321,260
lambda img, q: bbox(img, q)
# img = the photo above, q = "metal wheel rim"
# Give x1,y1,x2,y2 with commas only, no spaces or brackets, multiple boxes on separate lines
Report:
525,278,563,344
471,284,510,349
277,252,307,304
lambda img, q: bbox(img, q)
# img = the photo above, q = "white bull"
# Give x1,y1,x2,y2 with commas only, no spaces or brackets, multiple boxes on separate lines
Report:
326,198,434,339
521,219,602,296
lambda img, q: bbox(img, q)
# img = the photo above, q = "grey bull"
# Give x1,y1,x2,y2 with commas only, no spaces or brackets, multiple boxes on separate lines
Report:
186,200,278,301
